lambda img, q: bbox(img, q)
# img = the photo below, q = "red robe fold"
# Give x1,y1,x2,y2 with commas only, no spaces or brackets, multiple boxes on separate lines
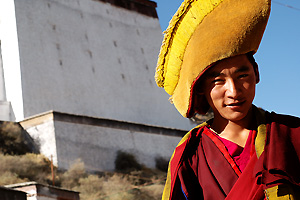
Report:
162,108,300,200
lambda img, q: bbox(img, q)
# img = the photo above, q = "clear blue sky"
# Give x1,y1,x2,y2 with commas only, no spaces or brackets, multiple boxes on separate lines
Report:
154,0,300,117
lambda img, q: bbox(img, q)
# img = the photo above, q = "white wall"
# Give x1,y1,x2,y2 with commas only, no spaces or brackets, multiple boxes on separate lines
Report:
0,44,12,121
8,0,194,130
0,0,23,121
55,120,181,171
0,46,6,101
24,117,58,166
21,112,184,171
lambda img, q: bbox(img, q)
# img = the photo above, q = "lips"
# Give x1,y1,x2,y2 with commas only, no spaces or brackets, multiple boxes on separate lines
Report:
225,100,246,109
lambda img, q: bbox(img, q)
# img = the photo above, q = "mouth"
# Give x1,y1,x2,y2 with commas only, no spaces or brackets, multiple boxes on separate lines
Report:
225,101,246,109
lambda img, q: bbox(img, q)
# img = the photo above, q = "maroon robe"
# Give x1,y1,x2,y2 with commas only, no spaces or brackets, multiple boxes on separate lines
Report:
163,107,300,200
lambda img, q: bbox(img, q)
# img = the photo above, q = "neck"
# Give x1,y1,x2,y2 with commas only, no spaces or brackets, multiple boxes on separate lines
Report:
211,107,255,147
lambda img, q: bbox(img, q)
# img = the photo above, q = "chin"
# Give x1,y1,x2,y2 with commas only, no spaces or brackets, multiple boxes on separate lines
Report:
221,107,252,122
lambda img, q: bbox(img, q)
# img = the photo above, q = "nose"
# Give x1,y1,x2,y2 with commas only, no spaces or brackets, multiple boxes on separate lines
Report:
225,79,241,99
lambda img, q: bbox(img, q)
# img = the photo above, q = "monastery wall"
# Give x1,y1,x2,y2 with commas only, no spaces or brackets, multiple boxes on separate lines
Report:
21,111,186,171
0,0,194,130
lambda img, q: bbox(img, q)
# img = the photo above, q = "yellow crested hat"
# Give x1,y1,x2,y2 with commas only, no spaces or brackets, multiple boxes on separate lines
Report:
155,0,271,118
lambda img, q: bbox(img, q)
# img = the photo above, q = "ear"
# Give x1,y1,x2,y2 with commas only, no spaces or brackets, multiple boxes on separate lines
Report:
255,67,260,84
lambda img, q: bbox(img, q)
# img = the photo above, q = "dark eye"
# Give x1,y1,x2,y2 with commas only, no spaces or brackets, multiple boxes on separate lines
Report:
212,79,224,84
238,74,249,78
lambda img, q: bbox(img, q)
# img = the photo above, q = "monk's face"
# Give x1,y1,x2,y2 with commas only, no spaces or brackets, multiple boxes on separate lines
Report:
202,54,259,123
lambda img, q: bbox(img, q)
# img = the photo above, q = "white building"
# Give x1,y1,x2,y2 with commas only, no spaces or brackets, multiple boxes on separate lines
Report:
0,0,194,130
0,0,195,171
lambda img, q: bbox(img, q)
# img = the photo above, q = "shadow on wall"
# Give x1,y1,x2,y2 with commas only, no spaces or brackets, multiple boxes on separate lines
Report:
115,150,169,173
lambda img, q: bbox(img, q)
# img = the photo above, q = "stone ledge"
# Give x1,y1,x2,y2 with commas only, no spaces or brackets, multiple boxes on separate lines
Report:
94,0,158,18
20,110,187,137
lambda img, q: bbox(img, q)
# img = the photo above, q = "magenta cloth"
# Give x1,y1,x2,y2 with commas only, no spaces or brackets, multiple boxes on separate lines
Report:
212,130,253,172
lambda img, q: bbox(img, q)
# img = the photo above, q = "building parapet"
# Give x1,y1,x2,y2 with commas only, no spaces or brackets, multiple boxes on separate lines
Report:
21,110,188,137
94,0,158,18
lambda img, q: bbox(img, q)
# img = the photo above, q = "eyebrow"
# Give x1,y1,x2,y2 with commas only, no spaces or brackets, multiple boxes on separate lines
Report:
206,71,222,78
235,65,250,73
206,65,251,78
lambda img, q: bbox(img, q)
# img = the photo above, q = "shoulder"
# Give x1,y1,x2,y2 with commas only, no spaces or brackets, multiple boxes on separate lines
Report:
174,125,208,160
266,111,300,129
173,124,207,156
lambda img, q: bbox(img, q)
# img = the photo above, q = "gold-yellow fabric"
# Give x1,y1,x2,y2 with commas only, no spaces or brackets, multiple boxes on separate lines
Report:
264,184,300,200
155,0,271,117
253,109,300,199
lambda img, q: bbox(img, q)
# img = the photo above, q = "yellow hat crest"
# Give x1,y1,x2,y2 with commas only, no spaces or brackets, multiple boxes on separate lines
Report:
155,0,271,117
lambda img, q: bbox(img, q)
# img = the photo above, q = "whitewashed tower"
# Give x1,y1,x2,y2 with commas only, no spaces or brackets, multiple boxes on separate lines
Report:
0,0,194,130
0,0,197,171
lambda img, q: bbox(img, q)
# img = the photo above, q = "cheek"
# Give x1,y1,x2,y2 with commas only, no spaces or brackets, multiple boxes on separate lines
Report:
206,87,224,105
244,80,256,93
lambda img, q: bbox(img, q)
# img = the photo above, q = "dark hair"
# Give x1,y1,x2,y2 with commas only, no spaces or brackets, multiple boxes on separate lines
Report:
246,52,259,80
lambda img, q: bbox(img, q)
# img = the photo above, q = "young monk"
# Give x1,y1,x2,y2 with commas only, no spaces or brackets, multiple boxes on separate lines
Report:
155,0,300,199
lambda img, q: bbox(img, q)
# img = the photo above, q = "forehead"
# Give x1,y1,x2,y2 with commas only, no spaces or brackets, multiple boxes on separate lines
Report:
204,54,253,78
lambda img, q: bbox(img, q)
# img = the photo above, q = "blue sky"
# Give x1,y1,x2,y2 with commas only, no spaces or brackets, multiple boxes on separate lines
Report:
154,0,300,117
